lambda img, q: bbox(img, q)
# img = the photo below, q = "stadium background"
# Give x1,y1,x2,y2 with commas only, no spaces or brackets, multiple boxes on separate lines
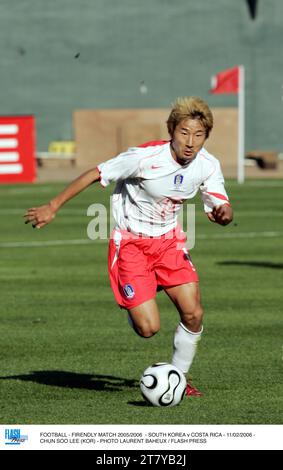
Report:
0,0,282,155
0,0,282,429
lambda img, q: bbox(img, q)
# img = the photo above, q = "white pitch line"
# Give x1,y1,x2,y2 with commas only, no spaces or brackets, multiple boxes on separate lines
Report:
227,181,283,188
0,186,59,195
0,209,90,215
197,231,283,239
0,231,282,248
0,239,94,248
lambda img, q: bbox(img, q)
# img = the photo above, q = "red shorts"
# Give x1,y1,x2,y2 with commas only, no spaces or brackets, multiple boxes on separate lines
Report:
108,225,198,309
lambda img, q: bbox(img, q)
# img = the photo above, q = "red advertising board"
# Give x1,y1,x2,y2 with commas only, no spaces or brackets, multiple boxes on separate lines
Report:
0,115,36,183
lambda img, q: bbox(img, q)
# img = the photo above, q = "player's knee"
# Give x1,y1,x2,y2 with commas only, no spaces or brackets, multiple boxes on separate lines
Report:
195,304,204,322
181,304,204,331
138,325,160,338
128,314,160,338
134,321,160,338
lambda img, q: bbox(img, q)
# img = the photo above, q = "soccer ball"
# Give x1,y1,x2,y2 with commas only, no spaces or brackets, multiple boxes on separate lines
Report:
140,363,186,407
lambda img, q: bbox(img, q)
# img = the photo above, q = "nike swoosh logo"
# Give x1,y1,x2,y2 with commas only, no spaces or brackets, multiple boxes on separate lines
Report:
151,165,162,169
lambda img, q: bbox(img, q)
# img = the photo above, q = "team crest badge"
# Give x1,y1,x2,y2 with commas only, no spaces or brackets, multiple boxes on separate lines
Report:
123,284,135,299
173,174,184,189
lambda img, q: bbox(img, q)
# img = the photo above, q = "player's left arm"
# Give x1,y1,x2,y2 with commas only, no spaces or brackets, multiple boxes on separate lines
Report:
200,159,233,226
206,204,233,226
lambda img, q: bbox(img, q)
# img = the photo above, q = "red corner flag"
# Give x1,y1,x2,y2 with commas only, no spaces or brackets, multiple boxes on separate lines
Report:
210,66,239,94
210,65,245,184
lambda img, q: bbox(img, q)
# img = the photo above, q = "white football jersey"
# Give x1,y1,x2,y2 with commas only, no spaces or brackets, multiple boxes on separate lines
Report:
97,141,230,236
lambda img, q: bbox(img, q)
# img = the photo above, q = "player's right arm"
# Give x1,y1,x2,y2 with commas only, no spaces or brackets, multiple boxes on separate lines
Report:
24,167,100,229
24,146,146,229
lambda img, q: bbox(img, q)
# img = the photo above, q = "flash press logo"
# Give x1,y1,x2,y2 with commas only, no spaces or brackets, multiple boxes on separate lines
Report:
5,428,28,445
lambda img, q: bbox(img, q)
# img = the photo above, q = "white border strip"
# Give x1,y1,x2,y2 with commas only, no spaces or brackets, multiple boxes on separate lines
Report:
0,424,282,450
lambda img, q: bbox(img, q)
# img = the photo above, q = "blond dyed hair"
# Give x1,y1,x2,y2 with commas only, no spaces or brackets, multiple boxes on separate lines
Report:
167,96,213,138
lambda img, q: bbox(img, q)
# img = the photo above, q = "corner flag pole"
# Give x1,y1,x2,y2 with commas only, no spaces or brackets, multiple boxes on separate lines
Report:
237,65,245,184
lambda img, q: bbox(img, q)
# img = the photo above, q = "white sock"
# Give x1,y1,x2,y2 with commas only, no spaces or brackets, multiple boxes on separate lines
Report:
171,322,203,374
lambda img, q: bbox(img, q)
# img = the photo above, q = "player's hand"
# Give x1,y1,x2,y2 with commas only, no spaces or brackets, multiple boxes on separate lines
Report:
23,203,56,229
207,204,233,226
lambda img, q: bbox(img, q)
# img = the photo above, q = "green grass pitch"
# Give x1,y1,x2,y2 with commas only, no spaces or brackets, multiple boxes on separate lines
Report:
0,179,282,424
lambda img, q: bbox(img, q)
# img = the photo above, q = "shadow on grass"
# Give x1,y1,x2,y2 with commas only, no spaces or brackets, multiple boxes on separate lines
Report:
217,260,283,269
0,370,138,392
128,400,152,407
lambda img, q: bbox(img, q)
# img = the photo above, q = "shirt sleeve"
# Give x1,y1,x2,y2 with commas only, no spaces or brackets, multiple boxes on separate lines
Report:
199,160,230,213
96,148,143,187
